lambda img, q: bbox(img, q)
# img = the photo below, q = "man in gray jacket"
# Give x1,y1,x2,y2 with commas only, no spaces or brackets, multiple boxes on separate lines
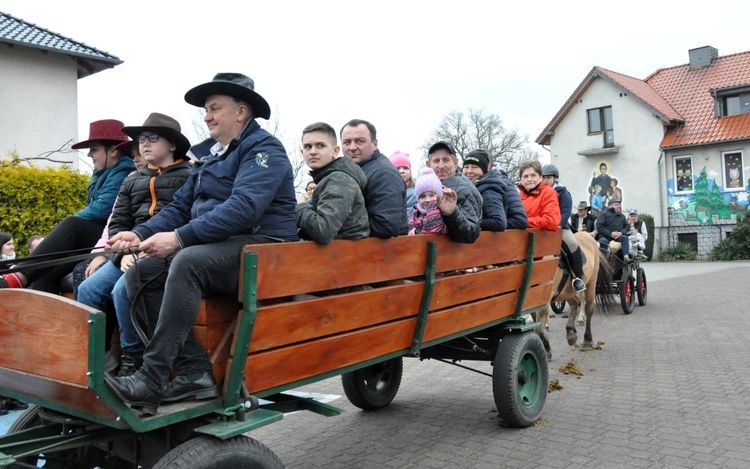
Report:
426,141,482,244
340,119,407,238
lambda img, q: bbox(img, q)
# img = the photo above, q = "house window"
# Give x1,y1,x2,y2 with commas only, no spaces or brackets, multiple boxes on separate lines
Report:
673,156,694,193
677,233,698,252
714,85,750,116
722,151,745,190
587,106,614,147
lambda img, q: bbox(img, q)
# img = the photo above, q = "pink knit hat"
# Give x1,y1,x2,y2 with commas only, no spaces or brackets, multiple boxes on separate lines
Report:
389,151,411,170
414,168,443,198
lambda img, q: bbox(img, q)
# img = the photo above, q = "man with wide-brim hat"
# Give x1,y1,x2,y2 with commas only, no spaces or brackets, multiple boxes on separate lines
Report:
105,73,298,415
570,200,597,234
0,119,135,292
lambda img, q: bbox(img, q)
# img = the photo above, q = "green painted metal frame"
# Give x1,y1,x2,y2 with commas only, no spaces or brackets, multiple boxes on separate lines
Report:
410,241,437,355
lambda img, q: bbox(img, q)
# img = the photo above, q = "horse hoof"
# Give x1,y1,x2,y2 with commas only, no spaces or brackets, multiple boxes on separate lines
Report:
549,313,555,318
566,334,577,346
561,313,569,318
546,351,552,361
581,343,592,351
576,320,585,326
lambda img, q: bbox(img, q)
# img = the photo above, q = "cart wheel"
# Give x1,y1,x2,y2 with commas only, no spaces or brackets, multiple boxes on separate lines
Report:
493,332,548,428
153,435,283,469
550,300,566,315
619,270,636,314
636,267,647,306
342,356,403,410
7,405,111,468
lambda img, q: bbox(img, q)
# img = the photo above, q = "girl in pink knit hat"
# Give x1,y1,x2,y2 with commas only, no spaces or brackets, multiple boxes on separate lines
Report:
389,151,417,216
408,168,448,235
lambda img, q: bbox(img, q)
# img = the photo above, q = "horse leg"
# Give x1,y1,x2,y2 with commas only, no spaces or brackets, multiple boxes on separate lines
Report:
581,288,596,350
536,306,553,360
565,297,580,346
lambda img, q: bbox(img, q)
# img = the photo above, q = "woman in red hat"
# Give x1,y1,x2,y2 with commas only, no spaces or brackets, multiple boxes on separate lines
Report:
0,119,135,292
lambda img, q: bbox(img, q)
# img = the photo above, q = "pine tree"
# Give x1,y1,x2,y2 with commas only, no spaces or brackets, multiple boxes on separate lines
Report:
709,179,727,209
693,167,710,208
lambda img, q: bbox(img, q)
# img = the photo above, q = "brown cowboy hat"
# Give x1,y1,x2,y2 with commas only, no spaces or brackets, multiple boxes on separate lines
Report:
184,73,271,120
121,113,191,158
71,119,130,149
575,201,590,210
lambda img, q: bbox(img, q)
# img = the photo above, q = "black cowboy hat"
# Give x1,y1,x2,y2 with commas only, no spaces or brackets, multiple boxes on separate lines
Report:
184,73,271,120
121,113,191,159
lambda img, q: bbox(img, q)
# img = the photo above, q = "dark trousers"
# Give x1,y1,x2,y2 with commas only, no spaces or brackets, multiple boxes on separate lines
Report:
18,216,105,293
124,234,275,391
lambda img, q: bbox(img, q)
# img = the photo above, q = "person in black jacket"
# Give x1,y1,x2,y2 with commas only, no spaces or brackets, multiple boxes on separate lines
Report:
596,199,632,262
77,113,192,377
340,119,407,238
543,164,586,292
462,149,506,232
570,201,597,234
426,141,482,243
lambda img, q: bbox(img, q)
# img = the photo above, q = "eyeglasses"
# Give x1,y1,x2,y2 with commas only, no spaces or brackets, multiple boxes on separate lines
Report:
137,133,161,143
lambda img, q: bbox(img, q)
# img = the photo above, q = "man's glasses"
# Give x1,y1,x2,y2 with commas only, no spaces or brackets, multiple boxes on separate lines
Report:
138,133,160,143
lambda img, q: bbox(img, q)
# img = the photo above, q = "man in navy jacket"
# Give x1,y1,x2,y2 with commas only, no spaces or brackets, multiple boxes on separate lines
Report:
106,73,298,415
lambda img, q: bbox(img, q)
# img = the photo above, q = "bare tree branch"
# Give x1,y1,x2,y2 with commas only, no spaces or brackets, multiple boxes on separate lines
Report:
424,108,541,183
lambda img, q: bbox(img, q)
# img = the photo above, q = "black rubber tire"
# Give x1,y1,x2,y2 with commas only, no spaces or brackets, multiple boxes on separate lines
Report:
493,332,548,428
550,300,566,315
7,405,110,468
636,267,648,306
153,435,284,469
342,357,403,410
620,270,636,314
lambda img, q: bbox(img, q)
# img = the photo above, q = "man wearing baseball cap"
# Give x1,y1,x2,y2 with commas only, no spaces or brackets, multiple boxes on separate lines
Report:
106,73,298,415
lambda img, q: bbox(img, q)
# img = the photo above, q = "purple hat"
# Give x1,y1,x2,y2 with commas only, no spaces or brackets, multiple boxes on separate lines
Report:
414,168,443,198
389,151,411,170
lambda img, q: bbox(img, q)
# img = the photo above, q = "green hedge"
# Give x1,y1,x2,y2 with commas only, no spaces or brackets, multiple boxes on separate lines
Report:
0,158,89,257
639,213,655,261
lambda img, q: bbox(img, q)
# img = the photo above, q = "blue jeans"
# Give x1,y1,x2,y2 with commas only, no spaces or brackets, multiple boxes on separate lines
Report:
78,260,144,355
124,234,275,391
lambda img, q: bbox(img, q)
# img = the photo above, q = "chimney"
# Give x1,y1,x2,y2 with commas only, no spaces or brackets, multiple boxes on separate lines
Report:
689,46,718,69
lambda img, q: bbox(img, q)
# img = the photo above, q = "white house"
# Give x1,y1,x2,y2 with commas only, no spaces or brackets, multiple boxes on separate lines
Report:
536,46,750,258
0,11,122,169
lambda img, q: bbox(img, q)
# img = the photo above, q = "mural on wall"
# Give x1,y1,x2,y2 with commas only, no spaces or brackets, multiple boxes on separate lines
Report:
667,166,749,225
587,160,625,217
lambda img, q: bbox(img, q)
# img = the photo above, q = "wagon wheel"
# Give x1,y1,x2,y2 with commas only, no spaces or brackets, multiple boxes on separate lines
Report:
550,300,566,315
636,267,648,306
619,269,636,314
342,357,403,410
493,332,548,428
7,405,115,468
153,435,283,469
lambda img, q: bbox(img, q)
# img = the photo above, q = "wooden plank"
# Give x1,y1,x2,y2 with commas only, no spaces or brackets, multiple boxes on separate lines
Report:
245,319,416,393
249,282,423,352
0,370,117,419
0,290,94,386
192,323,233,355
195,298,240,326
241,230,562,301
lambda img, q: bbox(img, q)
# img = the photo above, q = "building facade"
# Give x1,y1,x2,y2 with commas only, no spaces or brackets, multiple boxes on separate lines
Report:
536,46,750,258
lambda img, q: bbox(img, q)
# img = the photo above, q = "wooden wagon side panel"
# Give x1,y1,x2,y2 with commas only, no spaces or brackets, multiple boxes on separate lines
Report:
0,290,93,387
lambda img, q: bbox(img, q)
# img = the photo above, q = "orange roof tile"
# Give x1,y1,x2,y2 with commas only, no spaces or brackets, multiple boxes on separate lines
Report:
648,51,750,148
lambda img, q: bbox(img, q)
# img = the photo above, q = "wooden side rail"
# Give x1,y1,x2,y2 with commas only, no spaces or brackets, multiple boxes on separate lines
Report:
231,229,562,397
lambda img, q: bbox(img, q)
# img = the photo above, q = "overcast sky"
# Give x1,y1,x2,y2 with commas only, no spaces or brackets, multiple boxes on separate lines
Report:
4,0,749,175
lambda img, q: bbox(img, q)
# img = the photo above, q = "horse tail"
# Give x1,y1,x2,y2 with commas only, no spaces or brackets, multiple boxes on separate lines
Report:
595,252,616,314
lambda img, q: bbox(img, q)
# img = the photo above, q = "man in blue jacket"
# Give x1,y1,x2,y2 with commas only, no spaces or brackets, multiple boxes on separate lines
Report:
105,73,298,415
340,119,407,238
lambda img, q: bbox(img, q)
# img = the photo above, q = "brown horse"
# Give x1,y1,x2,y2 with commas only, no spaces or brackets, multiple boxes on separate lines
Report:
537,231,614,360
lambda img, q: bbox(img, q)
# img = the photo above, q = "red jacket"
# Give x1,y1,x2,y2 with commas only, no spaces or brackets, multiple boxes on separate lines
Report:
519,181,561,231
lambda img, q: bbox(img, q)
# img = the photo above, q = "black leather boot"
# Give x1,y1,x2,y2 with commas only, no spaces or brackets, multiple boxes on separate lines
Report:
161,371,219,403
105,373,160,415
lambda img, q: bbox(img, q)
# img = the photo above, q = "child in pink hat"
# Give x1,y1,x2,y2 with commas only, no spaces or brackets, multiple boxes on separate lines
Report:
408,168,447,235
389,151,417,216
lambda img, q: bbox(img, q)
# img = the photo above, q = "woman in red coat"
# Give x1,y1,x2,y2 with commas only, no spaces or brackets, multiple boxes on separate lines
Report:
518,160,560,230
